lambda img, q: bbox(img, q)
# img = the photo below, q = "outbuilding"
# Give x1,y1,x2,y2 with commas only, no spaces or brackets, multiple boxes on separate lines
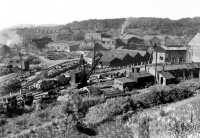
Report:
158,72,176,85
113,77,135,91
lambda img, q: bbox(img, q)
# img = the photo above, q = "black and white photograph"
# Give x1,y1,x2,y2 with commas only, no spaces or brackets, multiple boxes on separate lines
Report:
1,0,200,137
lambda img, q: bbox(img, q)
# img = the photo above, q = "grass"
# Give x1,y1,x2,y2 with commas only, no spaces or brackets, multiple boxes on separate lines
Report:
2,79,200,138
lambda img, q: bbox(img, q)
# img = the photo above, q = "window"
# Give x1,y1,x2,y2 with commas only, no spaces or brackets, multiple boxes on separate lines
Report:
160,56,163,60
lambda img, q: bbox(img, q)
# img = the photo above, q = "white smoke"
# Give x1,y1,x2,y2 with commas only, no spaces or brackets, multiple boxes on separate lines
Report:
0,30,23,47
121,18,132,35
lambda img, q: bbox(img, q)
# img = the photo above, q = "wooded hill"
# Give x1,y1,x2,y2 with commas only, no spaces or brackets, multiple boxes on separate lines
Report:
2,17,200,47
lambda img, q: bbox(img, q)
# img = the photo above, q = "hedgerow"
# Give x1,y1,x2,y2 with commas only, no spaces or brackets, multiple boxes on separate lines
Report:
132,82,196,109
85,80,199,125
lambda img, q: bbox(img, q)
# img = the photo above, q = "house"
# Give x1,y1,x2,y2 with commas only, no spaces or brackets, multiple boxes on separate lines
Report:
83,31,116,50
158,72,176,85
85,31,111,41
113,77,135,91
119,35,146,50
152,45,188,64
188,32,200,62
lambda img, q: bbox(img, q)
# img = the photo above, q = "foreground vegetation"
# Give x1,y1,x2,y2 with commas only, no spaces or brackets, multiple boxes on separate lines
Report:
1,79,200,138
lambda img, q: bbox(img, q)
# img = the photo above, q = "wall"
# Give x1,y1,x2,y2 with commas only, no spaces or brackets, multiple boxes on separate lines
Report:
113,79,124,91
158,73,166,85
188,33,200,62
152,51,166,64
85,33,102,41
69,44,80,51
47,42,70,52
165,50,187,63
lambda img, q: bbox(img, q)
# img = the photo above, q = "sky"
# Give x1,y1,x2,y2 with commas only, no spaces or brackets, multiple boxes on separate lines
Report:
1,0,200,31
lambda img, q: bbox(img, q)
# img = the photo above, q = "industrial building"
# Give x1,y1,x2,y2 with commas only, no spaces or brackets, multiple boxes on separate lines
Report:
152,45,188,64
84,49,150,67
128,71,154,88
47,42,80,52
148,63,200,84
82,31,116,50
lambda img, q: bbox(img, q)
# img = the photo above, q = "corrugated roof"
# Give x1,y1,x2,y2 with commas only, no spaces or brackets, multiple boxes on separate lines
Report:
115,77,135,83
159,72,175,79
161,46,188,51
133,71,154,79
141,35,186,46
85,49,146,59
121,34,140,40
154,63,198,72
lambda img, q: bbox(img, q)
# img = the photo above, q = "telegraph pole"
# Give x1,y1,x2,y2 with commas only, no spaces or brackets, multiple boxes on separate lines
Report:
154,43,158,84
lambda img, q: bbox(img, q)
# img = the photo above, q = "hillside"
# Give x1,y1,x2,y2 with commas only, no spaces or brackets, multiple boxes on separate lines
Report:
1,17,200,47
65,17,200,36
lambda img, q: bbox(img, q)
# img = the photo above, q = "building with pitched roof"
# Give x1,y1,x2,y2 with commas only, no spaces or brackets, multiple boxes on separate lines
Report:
188,32,200,62
148,63,200,84
84,49,149,67
113,77,135,91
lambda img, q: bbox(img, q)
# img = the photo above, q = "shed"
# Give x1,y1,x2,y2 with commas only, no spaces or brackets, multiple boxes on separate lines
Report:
159,72,176,85
113,77,135,91
128,71,154,88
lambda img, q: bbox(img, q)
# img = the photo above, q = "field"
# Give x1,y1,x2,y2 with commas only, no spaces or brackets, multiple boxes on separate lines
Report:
1,79,200,138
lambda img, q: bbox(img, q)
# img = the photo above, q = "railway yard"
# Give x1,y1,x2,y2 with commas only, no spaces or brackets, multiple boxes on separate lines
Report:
1,43,200,138
0,50,148,116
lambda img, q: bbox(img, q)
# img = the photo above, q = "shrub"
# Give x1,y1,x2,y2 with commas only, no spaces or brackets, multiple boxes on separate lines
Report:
84,96,133,125
131,81,196,110
138,117,150,138
36,110,51,122
0,119,7,127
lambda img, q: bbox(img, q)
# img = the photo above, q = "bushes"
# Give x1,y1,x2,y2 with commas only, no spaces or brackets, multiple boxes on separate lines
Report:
132,82,195,109
0,119,7,127
84,97,133,125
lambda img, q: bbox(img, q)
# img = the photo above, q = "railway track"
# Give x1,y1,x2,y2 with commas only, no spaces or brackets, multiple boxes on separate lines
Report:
1,59,79,102
21,58,79,88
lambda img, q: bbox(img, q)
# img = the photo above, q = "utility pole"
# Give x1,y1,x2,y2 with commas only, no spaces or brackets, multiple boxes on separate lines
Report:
154,43,158,84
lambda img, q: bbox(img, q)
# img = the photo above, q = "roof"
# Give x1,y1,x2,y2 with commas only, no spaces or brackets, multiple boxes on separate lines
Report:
159,72,175,79
188,32,200,45
121,34,140,40
154,46,166,53
85,49,146,59
161,45,188,51
141,35,186,46
133,71,154,79
115,77,135,83
154,63,200,72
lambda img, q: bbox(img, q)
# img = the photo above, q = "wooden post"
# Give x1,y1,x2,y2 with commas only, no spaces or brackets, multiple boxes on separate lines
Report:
191,70,194,78
183,70,186,80
199,69,200,79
